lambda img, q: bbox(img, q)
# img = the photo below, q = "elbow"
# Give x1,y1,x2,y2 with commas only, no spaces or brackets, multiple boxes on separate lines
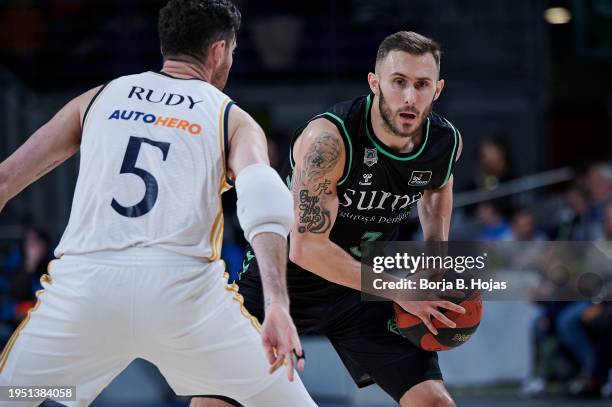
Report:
288,238,304,265
288,232,311,268
0,170,9,206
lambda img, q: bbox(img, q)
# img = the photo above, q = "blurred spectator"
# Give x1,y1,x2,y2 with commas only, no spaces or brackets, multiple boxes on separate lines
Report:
584,163,612,240
520,301,575,399
10,225,53,302
475,201,510,240
463,136,515,230
251,15,303,71
556,301,598,397
471,136,514,191
552,201,612,398
0,224,53,348
580,302,612,398
568,301,612,398
556,185,591,240
503,208,547,241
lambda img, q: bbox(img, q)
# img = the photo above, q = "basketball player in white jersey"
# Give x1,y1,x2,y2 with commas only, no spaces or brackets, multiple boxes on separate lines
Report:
0,1,316,406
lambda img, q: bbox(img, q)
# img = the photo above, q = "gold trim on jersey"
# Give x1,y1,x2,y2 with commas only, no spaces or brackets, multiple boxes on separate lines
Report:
82,84,112,134
219,98,230,177
214,217,224,259
223,272,262,333
209,208,223,260
208,98,233,261
0,263,54,373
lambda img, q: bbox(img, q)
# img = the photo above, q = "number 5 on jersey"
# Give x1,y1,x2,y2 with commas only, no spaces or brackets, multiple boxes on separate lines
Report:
111,136,171,218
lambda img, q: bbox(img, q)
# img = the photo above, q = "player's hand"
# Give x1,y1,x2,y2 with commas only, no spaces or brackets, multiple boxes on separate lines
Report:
396,300,465,335
260,301,305,382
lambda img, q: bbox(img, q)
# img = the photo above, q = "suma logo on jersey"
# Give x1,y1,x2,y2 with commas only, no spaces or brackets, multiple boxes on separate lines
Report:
339,189,423,212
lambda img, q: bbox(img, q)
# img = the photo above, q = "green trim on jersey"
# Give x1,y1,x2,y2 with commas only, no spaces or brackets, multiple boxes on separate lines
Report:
438,118,459,189
290,112,354,186
364,94,430,161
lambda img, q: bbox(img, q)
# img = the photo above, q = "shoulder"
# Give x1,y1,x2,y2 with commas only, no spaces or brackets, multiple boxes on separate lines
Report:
295,94,369,152
429,111,459,135
227,103,261,132
428,111,462,161
295,118,344,158
325,94,368,121
77,85,109,127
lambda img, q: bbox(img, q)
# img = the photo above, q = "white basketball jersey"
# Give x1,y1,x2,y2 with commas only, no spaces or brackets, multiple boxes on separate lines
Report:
55,71,233,260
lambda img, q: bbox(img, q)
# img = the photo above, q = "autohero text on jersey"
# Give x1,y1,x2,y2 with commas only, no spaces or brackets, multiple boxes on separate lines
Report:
105,86,206,135
108,110,203,135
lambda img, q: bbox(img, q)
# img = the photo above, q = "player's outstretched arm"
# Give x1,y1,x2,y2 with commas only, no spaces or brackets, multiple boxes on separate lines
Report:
0,86,101,212
288,119,367,291
226,105,303,381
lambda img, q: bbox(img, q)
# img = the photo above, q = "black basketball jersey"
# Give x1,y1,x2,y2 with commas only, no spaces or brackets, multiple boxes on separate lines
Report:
279,93,460,299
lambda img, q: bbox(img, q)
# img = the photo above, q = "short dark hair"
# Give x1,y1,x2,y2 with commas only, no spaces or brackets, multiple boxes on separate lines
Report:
376,31,441,71
158,0,241,59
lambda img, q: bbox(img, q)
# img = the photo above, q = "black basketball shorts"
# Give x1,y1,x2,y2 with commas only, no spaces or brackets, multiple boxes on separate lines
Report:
231,258,443,402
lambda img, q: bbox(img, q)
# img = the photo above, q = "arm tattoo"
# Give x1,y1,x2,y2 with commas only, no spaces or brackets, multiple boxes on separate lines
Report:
303,132,341,181
297,189,331,233
292,132,341,234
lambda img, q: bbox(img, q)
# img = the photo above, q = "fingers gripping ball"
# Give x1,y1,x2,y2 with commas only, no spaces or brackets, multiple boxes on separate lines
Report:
393,290,483,351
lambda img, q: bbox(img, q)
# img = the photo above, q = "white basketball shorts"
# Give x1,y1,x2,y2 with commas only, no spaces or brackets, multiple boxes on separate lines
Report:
0,248,315,407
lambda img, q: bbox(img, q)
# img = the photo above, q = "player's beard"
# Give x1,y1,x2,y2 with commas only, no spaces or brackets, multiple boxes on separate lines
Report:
378,85,434,139
211,59,231,91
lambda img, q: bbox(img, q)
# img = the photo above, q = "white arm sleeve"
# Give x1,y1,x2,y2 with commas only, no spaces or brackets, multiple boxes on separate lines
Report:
235,163,294,244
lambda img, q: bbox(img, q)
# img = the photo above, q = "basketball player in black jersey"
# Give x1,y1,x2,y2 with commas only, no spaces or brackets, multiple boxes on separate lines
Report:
194,31,464,407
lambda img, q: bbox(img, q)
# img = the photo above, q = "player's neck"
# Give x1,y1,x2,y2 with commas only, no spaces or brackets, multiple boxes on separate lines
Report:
371,101,423,154
161,58,212,83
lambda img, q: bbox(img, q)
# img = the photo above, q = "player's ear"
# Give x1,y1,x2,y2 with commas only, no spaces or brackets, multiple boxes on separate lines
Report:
433,78,445,101
367,72,378,95
209,39,227,68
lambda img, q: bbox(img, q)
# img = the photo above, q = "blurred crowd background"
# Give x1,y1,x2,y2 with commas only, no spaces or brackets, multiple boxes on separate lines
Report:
1,0,612,405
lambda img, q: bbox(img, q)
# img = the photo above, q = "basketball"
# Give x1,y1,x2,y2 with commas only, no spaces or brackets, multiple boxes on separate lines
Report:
393,290,483,352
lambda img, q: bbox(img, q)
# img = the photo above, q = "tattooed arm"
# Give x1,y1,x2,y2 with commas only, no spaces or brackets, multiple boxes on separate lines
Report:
289,118,466,333
0,86,101,212
288,118,366,290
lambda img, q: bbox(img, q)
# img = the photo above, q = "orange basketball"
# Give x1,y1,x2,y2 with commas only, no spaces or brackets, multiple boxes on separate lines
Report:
393,291,483,351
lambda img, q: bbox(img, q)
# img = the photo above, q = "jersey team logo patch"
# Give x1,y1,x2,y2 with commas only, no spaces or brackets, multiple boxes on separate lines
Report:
408,171,432,187
364,148,378,167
